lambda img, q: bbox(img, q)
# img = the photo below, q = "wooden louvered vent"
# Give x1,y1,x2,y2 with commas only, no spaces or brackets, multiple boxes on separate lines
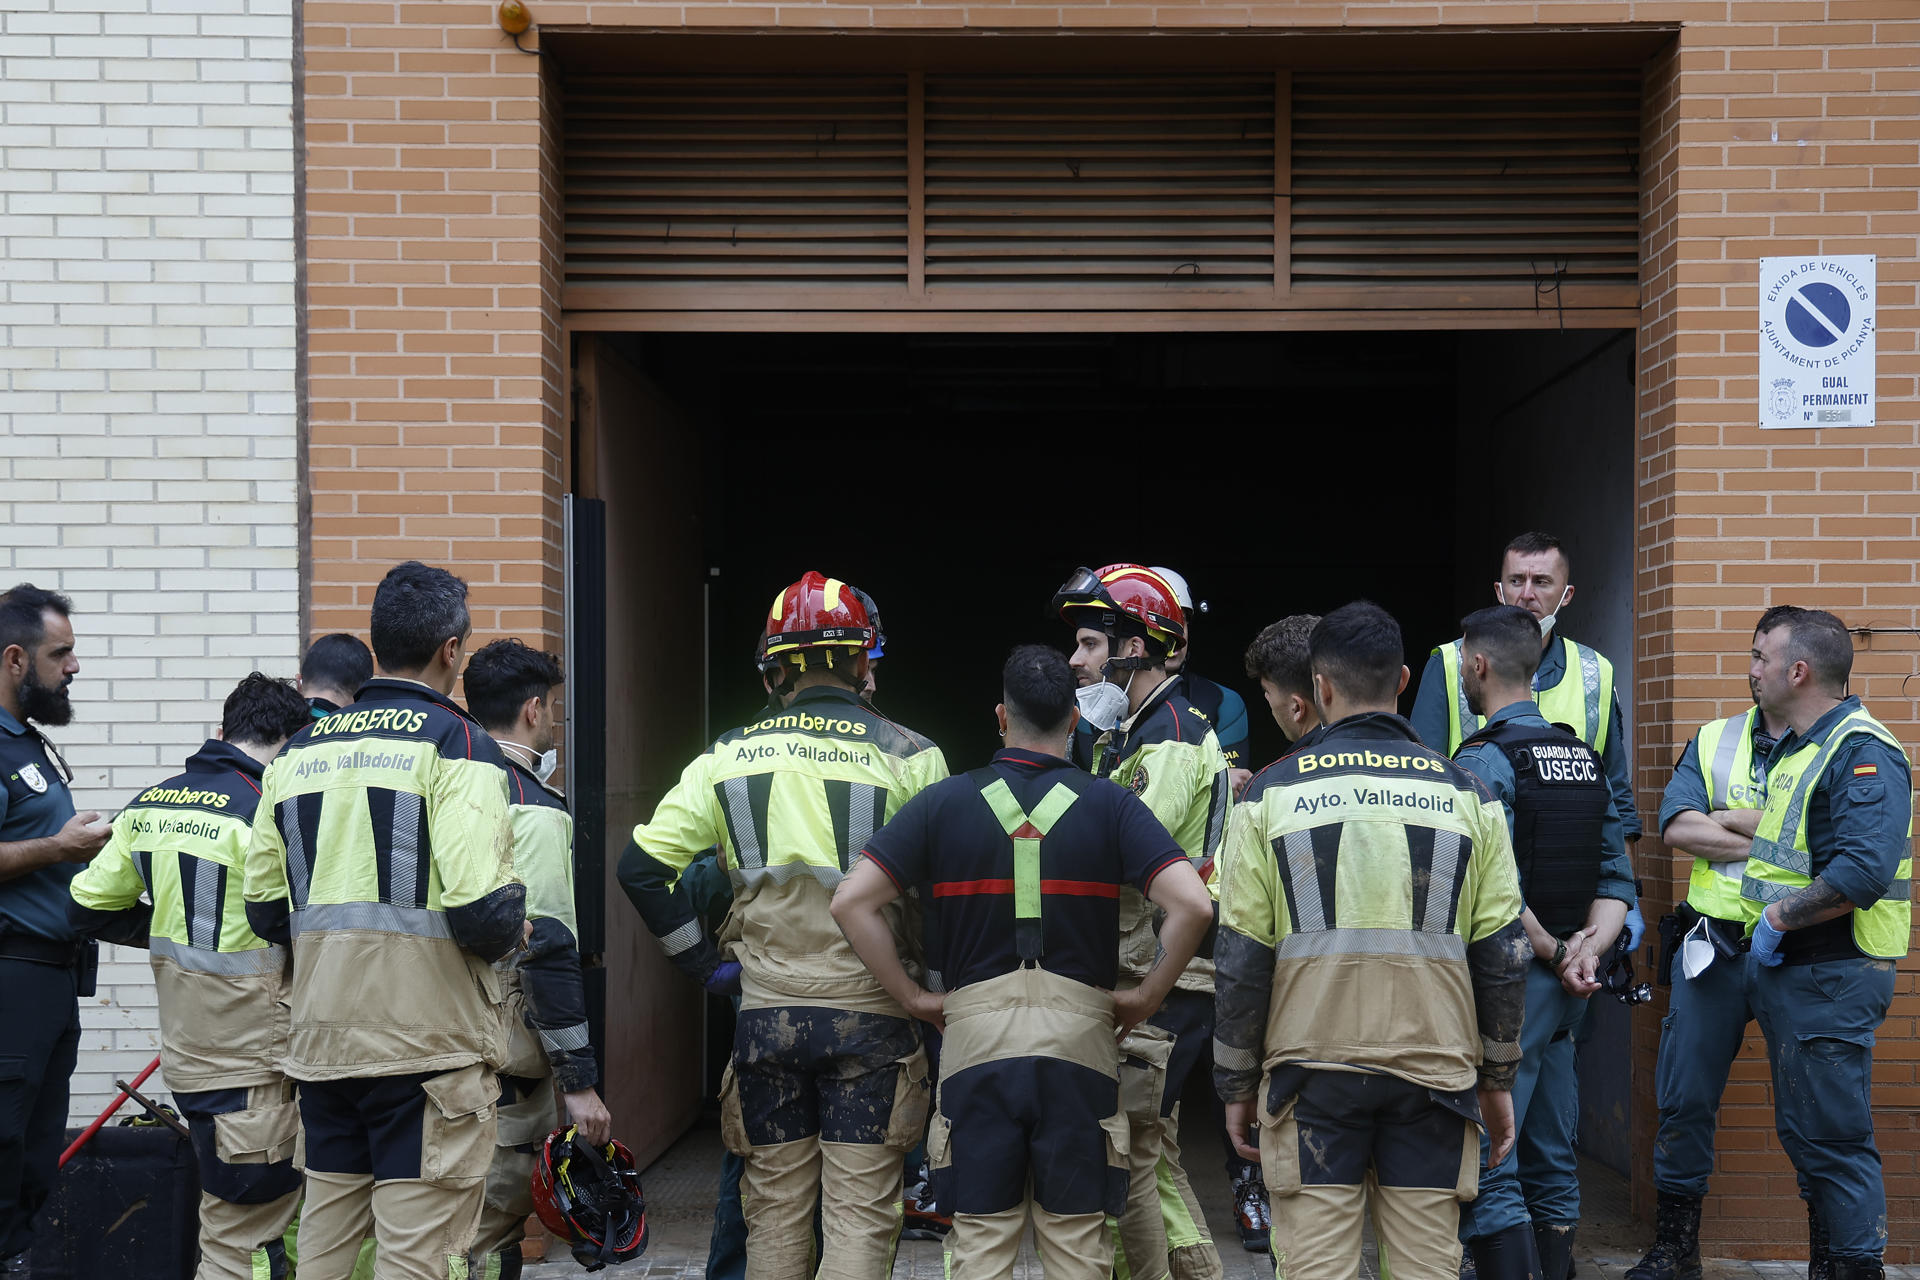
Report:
923,76,1276,293
564,75,910,295
1288,71,1642,297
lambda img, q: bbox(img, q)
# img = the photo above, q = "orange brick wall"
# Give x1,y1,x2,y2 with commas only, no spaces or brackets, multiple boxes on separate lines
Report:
303,0,1920,1258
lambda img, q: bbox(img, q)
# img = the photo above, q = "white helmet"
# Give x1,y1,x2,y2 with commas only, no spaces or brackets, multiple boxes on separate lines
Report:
1148,566,1204,615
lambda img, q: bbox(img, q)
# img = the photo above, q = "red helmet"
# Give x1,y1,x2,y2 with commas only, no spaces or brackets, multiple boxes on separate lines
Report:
531,1127,649,1271
762,571,876,669
1052,564,1187,651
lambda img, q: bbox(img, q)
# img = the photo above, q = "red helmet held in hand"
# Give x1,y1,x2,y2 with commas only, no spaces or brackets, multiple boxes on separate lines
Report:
531,1126,649,1272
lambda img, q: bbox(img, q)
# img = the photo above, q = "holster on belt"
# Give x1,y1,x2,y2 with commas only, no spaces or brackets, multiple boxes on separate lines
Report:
1656,911,1682,987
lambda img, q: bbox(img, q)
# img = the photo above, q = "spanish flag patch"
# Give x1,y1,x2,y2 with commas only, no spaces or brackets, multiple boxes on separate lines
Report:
1854,764,1878,776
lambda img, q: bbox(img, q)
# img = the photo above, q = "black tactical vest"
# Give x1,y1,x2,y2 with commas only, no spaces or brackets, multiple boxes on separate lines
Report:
1460,718,1609,938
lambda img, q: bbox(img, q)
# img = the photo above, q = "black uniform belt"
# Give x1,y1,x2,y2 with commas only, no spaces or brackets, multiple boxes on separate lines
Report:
0,933,89,967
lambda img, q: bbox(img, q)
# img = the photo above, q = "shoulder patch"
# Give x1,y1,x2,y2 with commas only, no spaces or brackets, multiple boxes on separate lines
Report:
1129,764,1149,794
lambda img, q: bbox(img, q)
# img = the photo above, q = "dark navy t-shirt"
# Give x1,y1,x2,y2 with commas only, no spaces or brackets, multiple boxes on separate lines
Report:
863,747,1184,991
0,707,81,941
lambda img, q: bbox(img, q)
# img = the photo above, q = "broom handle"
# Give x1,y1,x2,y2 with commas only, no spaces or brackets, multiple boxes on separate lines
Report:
59,1055,161,1169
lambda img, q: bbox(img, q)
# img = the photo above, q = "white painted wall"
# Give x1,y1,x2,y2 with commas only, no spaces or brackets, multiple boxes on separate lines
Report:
0,0,298,1123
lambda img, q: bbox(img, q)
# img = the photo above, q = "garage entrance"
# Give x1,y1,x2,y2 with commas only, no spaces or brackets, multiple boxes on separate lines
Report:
570,324,1639,1167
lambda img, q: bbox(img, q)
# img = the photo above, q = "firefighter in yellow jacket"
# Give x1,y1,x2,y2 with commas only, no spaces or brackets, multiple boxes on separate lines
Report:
618,571,947,1280
243,562,526,1280
69,673,315,1280
461,640,611,1280
1215,602,1530,1279
1055,564,1230,1280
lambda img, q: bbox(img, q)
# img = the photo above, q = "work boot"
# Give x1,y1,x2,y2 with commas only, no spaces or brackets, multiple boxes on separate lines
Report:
1468,1225,1540,1280
1828,1259,1884,1280
1231,1168,1271,1253
0,1251,29,1279
1624,1192,1702,1280
1808,1199,1832,1280
1459,1244,1478,1279
901,1171,950,1241
1532,1223,1575,1280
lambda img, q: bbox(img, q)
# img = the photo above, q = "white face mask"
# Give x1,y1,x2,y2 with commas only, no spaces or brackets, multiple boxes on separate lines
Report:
534,748,558,784
1499,584,1572,640
1680,916,1716,980
1075,680,1131,733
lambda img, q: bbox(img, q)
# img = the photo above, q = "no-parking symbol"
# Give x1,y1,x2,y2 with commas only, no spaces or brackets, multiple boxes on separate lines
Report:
1759,255,1875,428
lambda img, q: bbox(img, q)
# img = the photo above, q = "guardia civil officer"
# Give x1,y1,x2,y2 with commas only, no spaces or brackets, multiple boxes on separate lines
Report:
243,562,526,1280
298,633,373,720
1411,532,1642,845
1626,608,1794,1280
1056,564,1230,1280
0,585,112,1280
1449,606,1632,1280
462,640,611,1280
618,571,947,1280
1153,567,1251,778
69,673,314,1280
1215,602,1529,1279
1740,608,1912,1280
831,644,1215,1280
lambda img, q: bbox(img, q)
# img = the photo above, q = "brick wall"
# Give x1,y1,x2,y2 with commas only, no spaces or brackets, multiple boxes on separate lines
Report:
0,0,299,1123
305,0,1920,1257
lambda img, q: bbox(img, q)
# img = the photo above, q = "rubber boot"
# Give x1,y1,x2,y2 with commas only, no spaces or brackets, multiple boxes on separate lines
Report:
1828,1259,1884,1280
1532,1223,1575,1280
1468,1225,1540,1280
1807,1199,1832,1280
1624,1192,1703,1280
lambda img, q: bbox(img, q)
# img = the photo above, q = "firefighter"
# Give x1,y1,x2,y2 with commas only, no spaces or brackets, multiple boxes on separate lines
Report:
243,561,526,1280
1152,567,1250,781
1449,606,1632,1280
1740,608,1912,1280
1411,531,1641,846
1215,602,1530,1280
460,640,611,1280
0,584,111,1280
299,634,373,720
830,643,1214,1280
1054,563,1230,1280
617,571,946,1280
69,673,313,1280
1626,608,1793,1280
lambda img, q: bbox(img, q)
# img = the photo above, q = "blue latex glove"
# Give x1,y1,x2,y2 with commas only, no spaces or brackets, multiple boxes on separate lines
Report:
1623,904,1646,954
705,960,743,995
1750,910,1786,968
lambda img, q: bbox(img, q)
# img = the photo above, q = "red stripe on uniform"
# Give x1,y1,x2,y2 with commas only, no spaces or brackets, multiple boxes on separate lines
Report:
931,878,1119,899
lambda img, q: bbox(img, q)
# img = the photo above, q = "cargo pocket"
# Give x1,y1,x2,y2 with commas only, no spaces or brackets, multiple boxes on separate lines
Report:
1257,1092,1300,1199
214,1096,301,1166
882,1045,931,1152
1794,1029,1875,1142
718,1061,751,1157
0,1056,28,1132
1099,1106,1131,1218
420,1064,498,1183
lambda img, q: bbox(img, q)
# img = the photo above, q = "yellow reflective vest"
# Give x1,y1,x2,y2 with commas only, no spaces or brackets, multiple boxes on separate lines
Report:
1684,708,1767,923
1740,704,1913,960
1435,635,1614,757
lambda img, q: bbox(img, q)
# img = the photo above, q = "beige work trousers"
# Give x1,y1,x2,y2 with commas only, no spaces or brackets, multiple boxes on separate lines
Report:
734,1135,907,1280
1270,1176,1462,1280
194,1189,301,1280
1156,1106,1222,1280
470,1080,559,1273
1115,1024,1174,1280
947,1177,1111,1280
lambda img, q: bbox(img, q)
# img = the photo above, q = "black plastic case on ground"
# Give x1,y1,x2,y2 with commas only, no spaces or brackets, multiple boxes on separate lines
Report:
31,1125,200,1280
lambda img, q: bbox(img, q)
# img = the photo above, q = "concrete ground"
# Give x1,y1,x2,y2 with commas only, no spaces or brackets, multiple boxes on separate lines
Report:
526,1125,1918,1278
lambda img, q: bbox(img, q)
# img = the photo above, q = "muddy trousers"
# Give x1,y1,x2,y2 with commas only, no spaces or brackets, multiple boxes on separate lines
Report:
296,1064,499,1280
1650,937,1755,1196
175,1081,304,1280
1150,990,1222,1280
1460,962,1587,1242
932,969,1127,1280
1259,1068,1477,1280
725,1005,927,1280
470,1074,558,1280
1112,1022,1174,1280
1749,955,1897,1263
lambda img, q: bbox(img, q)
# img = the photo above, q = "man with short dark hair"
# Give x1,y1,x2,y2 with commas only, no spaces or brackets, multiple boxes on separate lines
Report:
1215,601,1529,1279
1411,532,1641,846
1627,608,1796,1280
1451,606,1631,1280
461,638,611,1280
831,645,1213,1280
299,634,374,719
70,672,314,1280
1243,614,1324,753
1740,608,1911,1280
244,561,525,1280
0,584,111,1278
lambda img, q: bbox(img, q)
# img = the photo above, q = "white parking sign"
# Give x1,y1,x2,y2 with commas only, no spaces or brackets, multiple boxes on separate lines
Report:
1760,255,1875,428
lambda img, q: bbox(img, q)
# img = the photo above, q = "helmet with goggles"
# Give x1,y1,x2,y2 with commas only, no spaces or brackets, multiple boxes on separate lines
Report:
1052,564,1188,666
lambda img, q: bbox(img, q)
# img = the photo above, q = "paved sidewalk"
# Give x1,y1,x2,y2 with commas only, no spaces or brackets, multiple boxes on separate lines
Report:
538,1126,1914,1278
